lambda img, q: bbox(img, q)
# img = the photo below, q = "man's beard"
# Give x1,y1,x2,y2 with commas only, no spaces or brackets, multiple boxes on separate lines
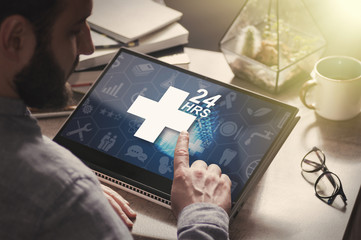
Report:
13,45,79,109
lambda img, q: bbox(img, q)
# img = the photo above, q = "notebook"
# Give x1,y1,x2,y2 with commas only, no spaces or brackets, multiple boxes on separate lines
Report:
54,48,299,219
88,0,182,43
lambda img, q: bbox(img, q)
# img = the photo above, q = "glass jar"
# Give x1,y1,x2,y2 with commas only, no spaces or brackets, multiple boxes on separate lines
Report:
220,0,326,93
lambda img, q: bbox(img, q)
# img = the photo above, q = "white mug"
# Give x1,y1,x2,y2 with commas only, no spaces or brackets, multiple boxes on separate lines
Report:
300,56,361,121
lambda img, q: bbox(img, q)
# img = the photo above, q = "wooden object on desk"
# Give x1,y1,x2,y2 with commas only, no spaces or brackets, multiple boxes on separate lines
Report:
38,47,361,240
344,186,361,239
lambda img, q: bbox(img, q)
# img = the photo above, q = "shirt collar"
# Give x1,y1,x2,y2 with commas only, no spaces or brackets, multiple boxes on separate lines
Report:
0,97,30,117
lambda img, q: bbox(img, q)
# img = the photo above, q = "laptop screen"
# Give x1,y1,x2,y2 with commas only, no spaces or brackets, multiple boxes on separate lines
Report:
55,48,298,203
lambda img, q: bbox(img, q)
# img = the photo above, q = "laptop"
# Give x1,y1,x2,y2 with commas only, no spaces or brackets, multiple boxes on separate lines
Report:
54,47,299,219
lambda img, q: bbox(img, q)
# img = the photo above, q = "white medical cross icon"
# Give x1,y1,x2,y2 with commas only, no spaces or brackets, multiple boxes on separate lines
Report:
127,86,196,143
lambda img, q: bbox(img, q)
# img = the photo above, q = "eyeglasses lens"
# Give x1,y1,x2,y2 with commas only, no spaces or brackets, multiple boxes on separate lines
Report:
301,148,324,172
315,172,340,198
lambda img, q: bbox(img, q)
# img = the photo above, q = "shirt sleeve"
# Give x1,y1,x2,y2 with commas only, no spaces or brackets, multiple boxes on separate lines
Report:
177,203,230,240
35,177,133,240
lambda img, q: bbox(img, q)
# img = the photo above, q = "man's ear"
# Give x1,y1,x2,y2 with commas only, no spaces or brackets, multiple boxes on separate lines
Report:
0,15,36,63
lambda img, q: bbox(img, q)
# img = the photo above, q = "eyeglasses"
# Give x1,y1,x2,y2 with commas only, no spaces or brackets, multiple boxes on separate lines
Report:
301,147,347,205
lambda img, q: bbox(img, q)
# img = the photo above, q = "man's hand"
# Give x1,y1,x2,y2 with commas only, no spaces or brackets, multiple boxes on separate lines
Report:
101,184,137,228
171,131,232,218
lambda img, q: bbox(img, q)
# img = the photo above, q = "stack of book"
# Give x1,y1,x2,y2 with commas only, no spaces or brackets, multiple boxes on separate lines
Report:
75,0,190,71
70,0,190,94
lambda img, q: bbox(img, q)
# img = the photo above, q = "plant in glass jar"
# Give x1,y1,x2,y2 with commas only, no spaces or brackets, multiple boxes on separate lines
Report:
220,0,326,93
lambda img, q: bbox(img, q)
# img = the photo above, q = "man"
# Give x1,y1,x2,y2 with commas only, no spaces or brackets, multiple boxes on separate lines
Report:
0,0,231,239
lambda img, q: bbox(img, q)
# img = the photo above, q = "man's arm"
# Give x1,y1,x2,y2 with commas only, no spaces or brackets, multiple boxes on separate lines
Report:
171,131,232,239
177,203,230,240
36,177,133,240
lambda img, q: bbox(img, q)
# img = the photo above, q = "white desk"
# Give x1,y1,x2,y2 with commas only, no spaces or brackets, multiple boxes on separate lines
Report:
39,47,361,240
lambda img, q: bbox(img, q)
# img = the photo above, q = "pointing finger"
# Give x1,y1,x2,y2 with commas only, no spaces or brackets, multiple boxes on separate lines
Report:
173,131,190,171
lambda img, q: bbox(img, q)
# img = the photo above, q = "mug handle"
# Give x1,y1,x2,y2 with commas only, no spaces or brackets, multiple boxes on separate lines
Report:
299,79,317,110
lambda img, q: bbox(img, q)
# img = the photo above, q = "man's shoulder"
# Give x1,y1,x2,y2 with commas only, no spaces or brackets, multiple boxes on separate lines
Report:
40,135,97,183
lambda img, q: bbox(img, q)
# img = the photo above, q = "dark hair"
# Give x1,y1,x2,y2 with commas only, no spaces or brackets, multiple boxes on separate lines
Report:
0,0,64,47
